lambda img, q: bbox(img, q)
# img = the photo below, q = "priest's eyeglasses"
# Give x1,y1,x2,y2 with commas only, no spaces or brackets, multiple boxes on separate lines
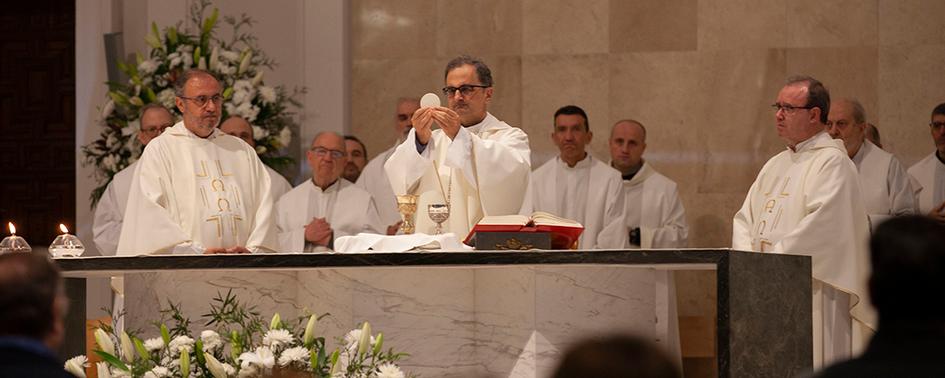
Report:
442,84,490,97
310,147,346,160
930,121,945,130
178,94,224,107
771,103,814,114
140,123,174,136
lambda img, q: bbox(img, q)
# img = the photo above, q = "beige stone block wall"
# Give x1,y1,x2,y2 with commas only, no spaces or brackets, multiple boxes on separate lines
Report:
349,0,945,249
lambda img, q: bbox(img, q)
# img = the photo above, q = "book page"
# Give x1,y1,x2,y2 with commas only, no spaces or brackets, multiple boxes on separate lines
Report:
476,214,530,226
530,211,583,227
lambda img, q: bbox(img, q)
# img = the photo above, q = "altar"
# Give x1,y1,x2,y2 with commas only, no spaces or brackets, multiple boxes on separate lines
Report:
56,249,811,377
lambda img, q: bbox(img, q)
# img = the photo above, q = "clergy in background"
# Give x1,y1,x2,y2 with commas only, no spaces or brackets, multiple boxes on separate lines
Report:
93,103,174,256
732,76,872,368
908,102,945,222
826,98,915,226
117,69,278,255
521,105,627,249
357,97,420,235
608,119,688,249
276,131,383,252
343,135,367,183
385,55,531,238
219,115,292,201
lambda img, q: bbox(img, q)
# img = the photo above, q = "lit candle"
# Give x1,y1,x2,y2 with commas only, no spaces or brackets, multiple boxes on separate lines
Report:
49,223,85,258
0,222,32,253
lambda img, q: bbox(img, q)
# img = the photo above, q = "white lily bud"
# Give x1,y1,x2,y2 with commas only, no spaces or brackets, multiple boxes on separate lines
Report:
94,328,116,356
251,71,264,86
238,51,253,75
357,322,372,356
209,46,219,72
120,332,134,363
302,314,317,345
205,353,227,378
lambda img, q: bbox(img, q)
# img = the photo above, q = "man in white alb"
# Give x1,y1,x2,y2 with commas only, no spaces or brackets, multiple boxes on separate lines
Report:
826,98,915,226
343,135,368,183
117,69,278,255
219,115,292,201
732,76,872,368
908,102,945,223
385,55,531,238
609,119,688,249
357,98,420,235
92,103,174,255
521,105,626,249
276,132,382,251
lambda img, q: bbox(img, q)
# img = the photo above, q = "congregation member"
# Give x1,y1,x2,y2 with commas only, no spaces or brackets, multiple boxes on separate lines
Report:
866,123,882,149
92,103,174,256
385,55,531,237
816,216,945,377
343,135,368,183
521,105,627,249
907,102,945,222
118,69,278,255
609,119,688,248
276,131,382,251
553,334,680,378
732,76,871,368
0,252,72,377
218,115,293,201
826,98,915,224
357,97,420,234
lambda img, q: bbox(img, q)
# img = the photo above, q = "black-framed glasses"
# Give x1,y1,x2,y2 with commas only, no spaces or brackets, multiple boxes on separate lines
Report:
930,121,945,129
310,147,346,160
442,84,490,97
178,94,223,107
771,103,814,113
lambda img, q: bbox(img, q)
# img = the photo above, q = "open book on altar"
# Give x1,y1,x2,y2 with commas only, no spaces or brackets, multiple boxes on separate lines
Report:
463,212,585,250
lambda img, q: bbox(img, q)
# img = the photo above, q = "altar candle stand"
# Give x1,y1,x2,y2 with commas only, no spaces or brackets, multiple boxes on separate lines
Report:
0,222,32,253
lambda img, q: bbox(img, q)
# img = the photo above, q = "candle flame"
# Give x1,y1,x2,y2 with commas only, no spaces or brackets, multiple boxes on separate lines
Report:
59,224,68,233
8,222,15,235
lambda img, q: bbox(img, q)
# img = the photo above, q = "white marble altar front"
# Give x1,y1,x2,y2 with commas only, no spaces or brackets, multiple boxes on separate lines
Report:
123,266,668,378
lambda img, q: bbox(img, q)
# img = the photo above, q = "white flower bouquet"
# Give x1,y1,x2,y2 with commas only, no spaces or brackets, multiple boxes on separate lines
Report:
66,291,411,378
81,0,301,207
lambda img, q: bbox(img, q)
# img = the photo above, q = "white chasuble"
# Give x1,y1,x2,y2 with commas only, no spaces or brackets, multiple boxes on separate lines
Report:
275,179,383,252
523,154,628,249
907,151,945,214
384,112,531,238
620,162,689,249
266,166,292,202
357,145,400,226
92,161,137,256
733,132,873,367
850,141,916,224
117,122,278,255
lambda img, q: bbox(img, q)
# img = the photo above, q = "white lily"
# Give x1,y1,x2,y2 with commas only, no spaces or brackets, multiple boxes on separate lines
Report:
120,332,134,362
94,328,116,356
64,355,87,377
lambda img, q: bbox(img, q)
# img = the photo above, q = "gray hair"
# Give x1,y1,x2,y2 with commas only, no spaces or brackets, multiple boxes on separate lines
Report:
786,75,830,124
138,103,171,129
444,55,493,87
311,131,345,148
173,69,219,97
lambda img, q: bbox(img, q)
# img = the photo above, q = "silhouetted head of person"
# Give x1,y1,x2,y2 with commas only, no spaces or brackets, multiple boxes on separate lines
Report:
869,215,945,327
0,252,67,350
553,335,680,378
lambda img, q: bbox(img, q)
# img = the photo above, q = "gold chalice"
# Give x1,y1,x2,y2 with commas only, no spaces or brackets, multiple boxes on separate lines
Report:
396,194,419,234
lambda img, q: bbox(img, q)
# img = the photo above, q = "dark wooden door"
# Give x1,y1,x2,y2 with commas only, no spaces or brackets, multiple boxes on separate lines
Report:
0,2,76,246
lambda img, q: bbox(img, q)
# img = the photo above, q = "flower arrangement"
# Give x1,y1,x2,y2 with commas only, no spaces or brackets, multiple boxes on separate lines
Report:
65,291,411,378
81,0,301,206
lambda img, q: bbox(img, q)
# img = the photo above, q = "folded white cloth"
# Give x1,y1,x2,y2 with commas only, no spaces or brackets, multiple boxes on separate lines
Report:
333,233,472,253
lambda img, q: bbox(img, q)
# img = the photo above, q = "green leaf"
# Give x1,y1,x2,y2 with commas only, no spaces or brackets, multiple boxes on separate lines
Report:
93,350,130,372
202,8,219,36
195,340,206,365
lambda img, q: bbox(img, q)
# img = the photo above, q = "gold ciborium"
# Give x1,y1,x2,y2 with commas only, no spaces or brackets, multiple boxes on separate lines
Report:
396,194,419,234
